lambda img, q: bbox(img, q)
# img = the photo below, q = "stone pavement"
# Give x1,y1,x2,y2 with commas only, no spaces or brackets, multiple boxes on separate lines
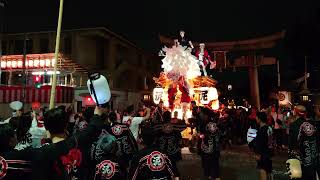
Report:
177,145,289,180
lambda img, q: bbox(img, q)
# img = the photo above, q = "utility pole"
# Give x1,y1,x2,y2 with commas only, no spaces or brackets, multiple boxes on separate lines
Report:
0,0,6,84
277,60,280,87
23,33,27,103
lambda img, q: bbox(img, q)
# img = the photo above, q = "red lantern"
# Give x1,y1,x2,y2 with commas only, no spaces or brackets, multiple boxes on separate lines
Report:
34,60,39,67
1,61,6,69
17,61,23,68
35,76,40,82
32,102,41,110
12,60,17,68
28,60,34,68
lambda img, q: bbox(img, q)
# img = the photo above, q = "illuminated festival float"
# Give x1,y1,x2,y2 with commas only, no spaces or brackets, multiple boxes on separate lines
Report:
153,31,219,139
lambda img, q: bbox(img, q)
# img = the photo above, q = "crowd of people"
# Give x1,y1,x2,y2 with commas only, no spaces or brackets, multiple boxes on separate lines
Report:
0,99,320,180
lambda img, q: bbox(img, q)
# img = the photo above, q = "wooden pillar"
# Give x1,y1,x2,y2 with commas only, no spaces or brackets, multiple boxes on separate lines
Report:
64,75,68,86
70,73,73,86
249,65,260,110
50,75,53,85
8,70,12,85
79,75,83,87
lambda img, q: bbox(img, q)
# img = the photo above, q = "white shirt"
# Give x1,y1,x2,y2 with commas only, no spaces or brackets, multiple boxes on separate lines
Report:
122,116,144,140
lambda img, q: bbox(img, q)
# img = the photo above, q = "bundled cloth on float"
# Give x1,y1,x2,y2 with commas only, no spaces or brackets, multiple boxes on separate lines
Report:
161,45,201,81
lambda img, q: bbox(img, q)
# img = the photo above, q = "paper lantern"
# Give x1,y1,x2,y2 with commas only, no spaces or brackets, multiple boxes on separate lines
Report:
28,60,34,68
1,61,6,69
34,60,40,67
208,87,219,100
40,60,45,67
11,60,17,68
286,159,302,179
87,73,111,107
6,61,12,68
10,101,23,111
32,102,41,110
153,86,164,104
17,61,23,68
45,59,51,67
51,59,55,67
200,87,210,104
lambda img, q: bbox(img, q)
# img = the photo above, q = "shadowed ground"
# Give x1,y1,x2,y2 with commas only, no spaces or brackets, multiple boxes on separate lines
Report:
178,145,288,180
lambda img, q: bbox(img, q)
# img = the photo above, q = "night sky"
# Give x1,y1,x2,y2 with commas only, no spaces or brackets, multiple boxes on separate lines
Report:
1,0,320,101
2,0,318,50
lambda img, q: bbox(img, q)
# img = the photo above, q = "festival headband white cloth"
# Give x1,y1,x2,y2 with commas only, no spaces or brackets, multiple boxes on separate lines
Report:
9,101,23,111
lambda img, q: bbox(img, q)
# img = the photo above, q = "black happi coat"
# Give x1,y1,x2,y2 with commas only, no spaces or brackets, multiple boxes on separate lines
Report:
199,121,220,157
0,149,33,180
154,122,186,161
298,120,320,168
92,123,138,167
129,146,174,180
93,157,126,180
108,123,138,162
32,115,106,180
288,117,304,158
178,36,191,48
254,125,272,159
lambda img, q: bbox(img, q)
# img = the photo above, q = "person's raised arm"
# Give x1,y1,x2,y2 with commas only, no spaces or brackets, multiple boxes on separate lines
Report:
72,106,109,148
142,107,151,120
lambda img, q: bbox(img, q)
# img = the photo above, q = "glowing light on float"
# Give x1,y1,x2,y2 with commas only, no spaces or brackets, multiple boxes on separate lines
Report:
161,45,201,81
212,100,220,110
208,87,219,100
153,86,164,104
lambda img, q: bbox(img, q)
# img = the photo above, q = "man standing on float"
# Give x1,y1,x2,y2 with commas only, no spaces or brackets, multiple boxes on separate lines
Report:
195,43,212,76
177,30,194,50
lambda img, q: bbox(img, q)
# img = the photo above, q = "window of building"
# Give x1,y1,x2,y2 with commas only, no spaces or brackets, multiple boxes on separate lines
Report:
115,45,128,68
302,95,309,101
14,40,24,54
14,39,33,54
1,41,7,55
63,37,72,54
136,76,144,90
138,54,142,66
96,38,105,68
26,39,33,54
40,38,49,53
